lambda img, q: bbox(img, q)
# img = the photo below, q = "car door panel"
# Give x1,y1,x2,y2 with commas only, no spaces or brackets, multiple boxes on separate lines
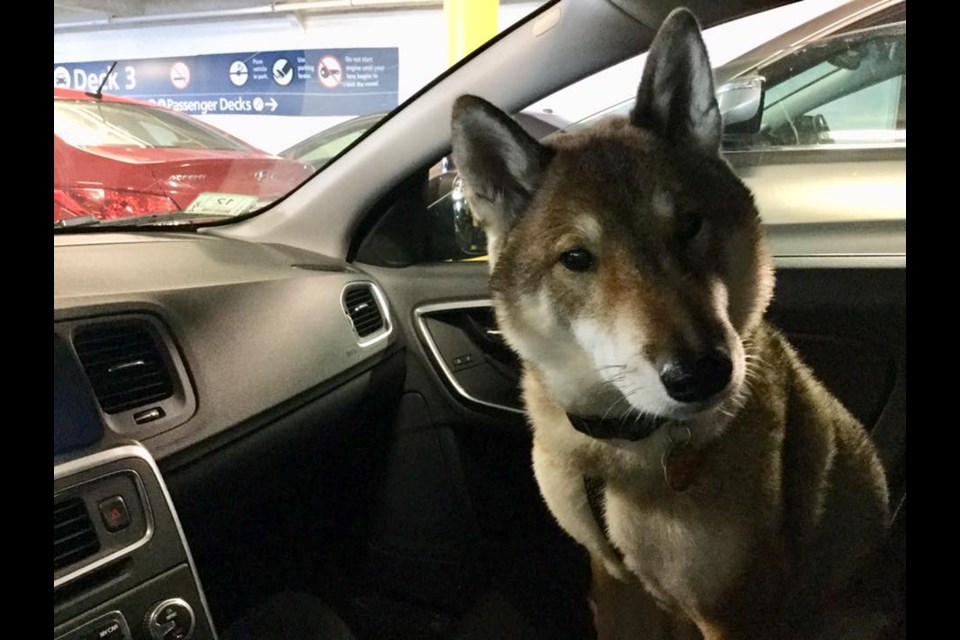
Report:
369,259,906,502
372,261,905,484
416,301,524,413
766,264,906,497
352,262,593,635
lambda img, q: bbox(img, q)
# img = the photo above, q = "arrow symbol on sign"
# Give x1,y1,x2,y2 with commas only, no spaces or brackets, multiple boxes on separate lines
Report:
266,97,278,112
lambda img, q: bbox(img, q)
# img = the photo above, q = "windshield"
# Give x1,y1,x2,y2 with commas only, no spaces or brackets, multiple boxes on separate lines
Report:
55,98,252,151
53,2,550,228
54,0,889,231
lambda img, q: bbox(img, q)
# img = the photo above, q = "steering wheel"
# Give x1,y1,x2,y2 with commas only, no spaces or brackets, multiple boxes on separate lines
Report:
812,113,832,143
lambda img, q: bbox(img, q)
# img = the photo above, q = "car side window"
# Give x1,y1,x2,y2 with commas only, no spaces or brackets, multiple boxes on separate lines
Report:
755,23,905,148
811,74,904,143
299,130,365,167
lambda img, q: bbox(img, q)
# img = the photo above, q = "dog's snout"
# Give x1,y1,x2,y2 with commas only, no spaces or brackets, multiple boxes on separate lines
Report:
659,348,732,404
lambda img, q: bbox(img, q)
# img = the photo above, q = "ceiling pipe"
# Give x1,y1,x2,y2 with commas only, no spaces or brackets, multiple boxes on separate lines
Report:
54,0,442,31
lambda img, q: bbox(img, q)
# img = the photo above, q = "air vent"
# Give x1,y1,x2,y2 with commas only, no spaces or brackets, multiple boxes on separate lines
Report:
54,497,100,572
73,322,174,414
344,285,385,339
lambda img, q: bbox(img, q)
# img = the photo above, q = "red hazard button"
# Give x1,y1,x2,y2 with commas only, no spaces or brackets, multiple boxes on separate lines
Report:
98,495,131,532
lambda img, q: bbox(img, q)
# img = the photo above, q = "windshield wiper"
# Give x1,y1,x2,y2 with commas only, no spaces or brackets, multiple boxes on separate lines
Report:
54,211,234,230
54,214,101,229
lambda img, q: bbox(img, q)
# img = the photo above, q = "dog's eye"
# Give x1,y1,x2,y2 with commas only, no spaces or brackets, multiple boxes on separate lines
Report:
559,248,596,272
677,213,704,242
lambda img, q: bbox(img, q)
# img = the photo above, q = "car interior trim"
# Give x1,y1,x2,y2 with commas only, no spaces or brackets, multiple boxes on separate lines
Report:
415,299,526,416
145,597,194,637
57,611,131,640
56,313,198,441
766,220,905,257
54,454,156,590
341,281,394,348
54,443,219,638
773,255,905,268
55,233,400,461
727,142,906,154
157,348,403,477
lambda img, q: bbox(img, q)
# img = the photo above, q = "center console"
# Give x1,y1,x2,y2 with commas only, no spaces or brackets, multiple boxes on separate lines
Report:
54,444,216,640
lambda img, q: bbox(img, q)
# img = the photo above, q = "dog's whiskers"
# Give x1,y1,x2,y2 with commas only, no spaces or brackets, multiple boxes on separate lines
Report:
596,364,627,372
601,392,633,422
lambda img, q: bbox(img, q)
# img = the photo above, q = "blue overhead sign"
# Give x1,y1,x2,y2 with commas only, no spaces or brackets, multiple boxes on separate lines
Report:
53,48,399,117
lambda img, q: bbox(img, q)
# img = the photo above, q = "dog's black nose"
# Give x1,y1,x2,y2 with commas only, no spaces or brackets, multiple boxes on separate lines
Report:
659,349,732,403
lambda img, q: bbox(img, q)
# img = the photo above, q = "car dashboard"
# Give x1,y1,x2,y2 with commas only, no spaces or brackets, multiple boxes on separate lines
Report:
54,231,401,639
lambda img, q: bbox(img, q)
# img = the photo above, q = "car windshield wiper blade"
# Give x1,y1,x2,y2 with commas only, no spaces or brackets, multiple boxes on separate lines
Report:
54,211,234,230
54,214,101,229
101,211,235,227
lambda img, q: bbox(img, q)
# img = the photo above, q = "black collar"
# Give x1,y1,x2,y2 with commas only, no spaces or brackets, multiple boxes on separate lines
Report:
566,410,671,441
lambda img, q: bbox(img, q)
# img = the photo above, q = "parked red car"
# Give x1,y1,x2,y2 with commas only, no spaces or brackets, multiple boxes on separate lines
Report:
54,88,314,223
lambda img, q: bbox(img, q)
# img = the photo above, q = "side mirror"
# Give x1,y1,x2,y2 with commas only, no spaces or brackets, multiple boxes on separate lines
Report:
718,75,764,137
449,175,487,256
426,167,488,260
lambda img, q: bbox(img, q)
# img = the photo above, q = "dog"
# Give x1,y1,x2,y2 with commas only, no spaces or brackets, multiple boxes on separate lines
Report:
451,8,891,639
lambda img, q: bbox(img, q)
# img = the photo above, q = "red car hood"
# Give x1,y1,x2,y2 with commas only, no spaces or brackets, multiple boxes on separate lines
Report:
81,145,315,207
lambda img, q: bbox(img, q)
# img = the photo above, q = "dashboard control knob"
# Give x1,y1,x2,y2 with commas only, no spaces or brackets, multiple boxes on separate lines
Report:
144,598,195,640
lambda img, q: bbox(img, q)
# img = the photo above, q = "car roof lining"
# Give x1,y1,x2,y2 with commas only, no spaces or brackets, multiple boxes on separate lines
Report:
206,0,795,260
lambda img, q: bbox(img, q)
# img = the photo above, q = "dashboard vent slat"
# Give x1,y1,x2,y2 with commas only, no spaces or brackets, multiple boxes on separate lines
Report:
54,497,100,571
73,322,175,414
343,285,386,340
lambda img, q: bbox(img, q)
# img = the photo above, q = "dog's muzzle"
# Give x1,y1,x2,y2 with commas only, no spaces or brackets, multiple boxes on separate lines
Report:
566,410,671,441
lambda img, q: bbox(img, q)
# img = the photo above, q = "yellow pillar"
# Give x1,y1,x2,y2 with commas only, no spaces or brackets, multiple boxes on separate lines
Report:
445,0,500,67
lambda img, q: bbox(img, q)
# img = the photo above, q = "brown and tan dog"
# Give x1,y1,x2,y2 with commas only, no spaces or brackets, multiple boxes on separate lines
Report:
451,8,890,639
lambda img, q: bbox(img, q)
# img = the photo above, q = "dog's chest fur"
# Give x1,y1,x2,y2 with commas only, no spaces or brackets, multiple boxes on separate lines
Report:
606,484,755,611
532,428,772,616
527,322,806,617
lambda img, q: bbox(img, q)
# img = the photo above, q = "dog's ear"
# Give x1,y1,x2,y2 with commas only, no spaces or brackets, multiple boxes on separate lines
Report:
451,95,551,256
630,8,721,155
